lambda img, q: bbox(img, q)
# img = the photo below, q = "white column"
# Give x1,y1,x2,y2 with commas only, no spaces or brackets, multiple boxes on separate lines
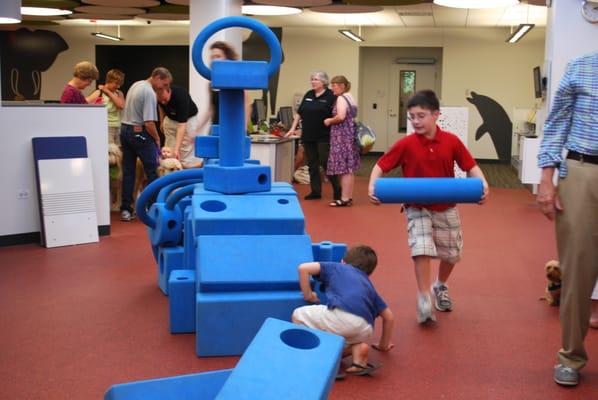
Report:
544,0,598,108
189,0,242,131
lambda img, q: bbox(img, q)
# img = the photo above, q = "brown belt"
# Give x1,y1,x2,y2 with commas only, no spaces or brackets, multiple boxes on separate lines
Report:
567,151,598,165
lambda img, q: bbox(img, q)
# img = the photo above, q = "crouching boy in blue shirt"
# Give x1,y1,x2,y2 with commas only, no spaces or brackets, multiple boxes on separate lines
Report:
292,245,395,376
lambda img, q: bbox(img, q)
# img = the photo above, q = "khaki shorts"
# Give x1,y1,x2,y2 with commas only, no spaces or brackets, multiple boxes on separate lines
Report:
108,126,120,146
292,305,372,345
406,206,463,264
164,115,203,168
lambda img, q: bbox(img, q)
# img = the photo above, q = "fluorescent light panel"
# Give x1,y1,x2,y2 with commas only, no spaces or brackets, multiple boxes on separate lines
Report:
21,7,72,16
91,32,123,41
506,23,534,43
434,0,519,8
339,29,363,42
241,5,301,15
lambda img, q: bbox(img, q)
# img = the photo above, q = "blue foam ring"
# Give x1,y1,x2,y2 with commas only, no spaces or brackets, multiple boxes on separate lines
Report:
136,168,204,229
374,177,483,204
191,16,282,81
157,179,203,203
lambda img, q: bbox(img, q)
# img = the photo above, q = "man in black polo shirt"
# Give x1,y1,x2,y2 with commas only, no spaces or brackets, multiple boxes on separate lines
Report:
158,85,202,168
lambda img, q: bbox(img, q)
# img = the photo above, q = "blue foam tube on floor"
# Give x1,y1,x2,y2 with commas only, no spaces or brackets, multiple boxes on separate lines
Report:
375,177,483,204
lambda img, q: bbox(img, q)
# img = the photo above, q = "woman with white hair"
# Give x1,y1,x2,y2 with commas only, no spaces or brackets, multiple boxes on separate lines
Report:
286,71,341,201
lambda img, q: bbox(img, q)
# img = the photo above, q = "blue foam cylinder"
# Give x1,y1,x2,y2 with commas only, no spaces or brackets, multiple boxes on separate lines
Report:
214,318,344,400
104,369,232,400
218,89,245,167
374,177,483,204
169,269,196,333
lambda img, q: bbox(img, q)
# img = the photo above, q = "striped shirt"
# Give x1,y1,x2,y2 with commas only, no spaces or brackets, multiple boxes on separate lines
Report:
538,52,598,177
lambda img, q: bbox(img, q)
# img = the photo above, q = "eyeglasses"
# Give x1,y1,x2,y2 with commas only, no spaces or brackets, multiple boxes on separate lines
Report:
407,112,432,122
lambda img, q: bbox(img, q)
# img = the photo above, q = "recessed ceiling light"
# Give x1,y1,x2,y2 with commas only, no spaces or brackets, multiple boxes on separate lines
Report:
241,5,302,16
21,7,73,16
433,0,520,8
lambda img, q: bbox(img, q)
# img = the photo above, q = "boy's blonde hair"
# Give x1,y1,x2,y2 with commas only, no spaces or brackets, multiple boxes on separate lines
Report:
73,61,99,81
105,69,124,86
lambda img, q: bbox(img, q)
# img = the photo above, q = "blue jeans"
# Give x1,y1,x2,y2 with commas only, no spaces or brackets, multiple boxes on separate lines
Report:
120,124,159,212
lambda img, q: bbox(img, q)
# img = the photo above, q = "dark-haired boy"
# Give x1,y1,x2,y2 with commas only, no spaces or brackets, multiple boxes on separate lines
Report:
292,245,394,377
368,90,489,324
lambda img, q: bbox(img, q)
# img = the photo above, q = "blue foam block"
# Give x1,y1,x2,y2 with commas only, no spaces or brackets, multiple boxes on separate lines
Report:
212,60,269,90
158,246,185,295
183,209,195,271
375,177,483,204
197,234,313,292
104,369,232,400
312,241,347,262
203,164,271,194
192,192,305,236
196,136,251,160
193,182,296,197
196,291,306,356
215,318,344,400
169,270,196,333
150,205,183,247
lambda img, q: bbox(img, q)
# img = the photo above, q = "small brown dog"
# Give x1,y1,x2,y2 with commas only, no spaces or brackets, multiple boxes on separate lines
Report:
108,144,123,211
541,260,561,306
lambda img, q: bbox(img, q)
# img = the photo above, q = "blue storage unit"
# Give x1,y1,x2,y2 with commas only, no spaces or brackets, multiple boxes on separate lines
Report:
215,318,344,400
169,270,196,333
104,369,232,400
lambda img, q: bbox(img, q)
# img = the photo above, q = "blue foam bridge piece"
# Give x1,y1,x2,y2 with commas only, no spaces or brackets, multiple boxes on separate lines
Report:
169,269,196,333
375,177,483,204
104,369,232,400
196,291,306,356
197,234,312,292
215,318,344,400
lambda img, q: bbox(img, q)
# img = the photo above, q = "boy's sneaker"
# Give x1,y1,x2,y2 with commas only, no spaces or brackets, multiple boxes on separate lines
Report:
553,364,579,386
416,293,436,324
120,210,136,222
432,283,453,312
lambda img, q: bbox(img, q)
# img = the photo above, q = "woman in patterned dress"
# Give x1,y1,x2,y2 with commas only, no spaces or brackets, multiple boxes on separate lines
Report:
324,76,360,207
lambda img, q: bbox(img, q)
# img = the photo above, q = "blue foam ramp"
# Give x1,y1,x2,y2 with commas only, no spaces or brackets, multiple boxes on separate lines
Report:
196,291,306,356
192,192,305,235
197,234,313,292
215,318,344,400
158,246,185,295
104,369,232,400
375,177,483,204
312,241,347,262
169,270,196,333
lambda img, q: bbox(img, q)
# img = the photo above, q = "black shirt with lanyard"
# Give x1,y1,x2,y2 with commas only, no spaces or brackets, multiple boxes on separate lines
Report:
160,85,198,123
297,88,336,143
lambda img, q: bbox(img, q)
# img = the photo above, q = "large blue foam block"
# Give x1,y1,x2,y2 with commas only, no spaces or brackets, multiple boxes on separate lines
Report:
196,291,306,357
104,369,232,400
212,60,269,90
203,163,271,194
197,234,312,292
375,177,483,204
169,269,196,333
158,246,185,295
215,318,344,400
312,241,347,263
192,191,305,235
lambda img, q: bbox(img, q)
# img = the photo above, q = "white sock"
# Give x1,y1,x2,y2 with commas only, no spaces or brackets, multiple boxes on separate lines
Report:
433,280,445,289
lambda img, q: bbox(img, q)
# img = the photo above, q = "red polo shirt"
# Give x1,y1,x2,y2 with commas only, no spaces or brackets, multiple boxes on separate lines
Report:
376,126,477,211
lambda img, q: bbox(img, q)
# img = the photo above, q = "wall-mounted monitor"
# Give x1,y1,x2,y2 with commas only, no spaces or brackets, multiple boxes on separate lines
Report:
533,66,542,99
251,99,266,124
277,106,293,131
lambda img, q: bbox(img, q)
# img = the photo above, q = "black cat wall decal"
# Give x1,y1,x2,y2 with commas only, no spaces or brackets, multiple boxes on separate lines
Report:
0,28,68,100
466,91,513,162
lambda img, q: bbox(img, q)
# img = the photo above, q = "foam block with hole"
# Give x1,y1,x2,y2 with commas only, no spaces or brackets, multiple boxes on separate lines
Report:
104,369,232,400
157,246,186,295
214,318,344,400
203,164,271,195
311,241,347,263
195,292,306,357
374,177,483,204
197,234,312,292
193,182,296,197
169,269,196,333
191,190,305,235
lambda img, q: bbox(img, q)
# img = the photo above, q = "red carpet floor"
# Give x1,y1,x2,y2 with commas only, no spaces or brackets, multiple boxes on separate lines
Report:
1,177,596,400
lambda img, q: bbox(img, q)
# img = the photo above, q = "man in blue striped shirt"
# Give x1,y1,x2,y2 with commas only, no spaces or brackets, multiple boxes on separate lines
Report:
537,52,598,387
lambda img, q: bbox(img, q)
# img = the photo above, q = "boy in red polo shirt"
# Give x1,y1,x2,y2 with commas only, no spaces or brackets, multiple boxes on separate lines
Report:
367,90,489,324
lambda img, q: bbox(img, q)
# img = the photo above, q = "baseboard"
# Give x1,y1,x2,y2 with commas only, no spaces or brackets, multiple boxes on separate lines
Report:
0,225,110,247
475,158,511,164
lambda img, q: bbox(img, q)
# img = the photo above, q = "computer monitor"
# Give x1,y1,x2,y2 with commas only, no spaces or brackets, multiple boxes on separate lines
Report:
251,99,266,124
533,66,542,99
277,106,294,131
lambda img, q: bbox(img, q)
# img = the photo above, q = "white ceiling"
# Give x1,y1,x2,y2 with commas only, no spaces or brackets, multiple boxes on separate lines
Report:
56,3,546,28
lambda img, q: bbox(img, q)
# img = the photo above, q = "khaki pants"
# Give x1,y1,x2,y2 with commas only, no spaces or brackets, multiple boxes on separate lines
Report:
556,159,598,370
163,115,202,168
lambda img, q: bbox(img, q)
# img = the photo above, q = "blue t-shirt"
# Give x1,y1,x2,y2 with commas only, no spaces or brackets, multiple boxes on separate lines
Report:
319,262,387,327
